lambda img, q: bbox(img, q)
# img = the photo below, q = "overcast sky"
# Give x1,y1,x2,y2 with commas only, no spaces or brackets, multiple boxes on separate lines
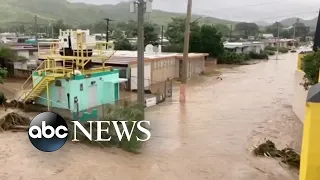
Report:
69,0,319,22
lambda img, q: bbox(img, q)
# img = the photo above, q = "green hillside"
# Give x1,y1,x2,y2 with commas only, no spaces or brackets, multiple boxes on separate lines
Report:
0,0,236,26
280,17,318,28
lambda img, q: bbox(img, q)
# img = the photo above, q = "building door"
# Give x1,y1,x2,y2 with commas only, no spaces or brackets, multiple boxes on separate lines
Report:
114,83,119,101
88,85,98,108
57,87,65,103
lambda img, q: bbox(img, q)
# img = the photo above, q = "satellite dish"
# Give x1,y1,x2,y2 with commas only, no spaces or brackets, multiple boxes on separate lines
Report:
153,46,159,53
145,44,154,54
158,45,162,53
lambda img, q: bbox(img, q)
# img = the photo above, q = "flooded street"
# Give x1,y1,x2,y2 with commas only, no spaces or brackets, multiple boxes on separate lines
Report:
0,53,302,180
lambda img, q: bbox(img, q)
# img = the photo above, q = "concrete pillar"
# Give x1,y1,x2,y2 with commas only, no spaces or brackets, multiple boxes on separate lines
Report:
299,83,320,180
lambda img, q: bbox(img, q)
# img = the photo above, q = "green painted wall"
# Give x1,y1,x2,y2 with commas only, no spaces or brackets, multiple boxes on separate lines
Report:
33,70,120,112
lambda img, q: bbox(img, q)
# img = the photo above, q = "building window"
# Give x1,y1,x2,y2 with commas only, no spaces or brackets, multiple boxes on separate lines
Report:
55,80,62,87
80,83,83,91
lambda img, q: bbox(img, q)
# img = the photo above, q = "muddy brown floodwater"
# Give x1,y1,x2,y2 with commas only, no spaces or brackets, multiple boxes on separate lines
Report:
0,53,303,180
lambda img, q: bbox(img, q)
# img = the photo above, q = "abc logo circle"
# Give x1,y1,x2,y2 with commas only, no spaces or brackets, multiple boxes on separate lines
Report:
28,112,69,152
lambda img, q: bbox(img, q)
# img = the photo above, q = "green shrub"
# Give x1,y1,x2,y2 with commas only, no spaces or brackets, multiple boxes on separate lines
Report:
0,91,5,104
302,51,320,85
267,51,275,55
68,104,148,153
0,67,7,84
265,46,277,51
279,47,289,53
162,44,183,53
249,51,268,59
218,51,250,64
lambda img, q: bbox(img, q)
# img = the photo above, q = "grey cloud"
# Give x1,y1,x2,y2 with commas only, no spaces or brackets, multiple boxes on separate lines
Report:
69,0,319,22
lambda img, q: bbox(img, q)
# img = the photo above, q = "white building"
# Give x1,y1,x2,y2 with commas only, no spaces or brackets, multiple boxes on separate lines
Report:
223,41,265,54
102,50,208,95
261,34,274,39
265,39,296,49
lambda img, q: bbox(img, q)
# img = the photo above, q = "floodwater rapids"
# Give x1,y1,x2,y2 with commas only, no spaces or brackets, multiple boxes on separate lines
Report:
0,53,302,180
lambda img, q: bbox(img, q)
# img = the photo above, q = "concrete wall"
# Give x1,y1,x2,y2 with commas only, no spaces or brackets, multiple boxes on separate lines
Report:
130,63,151,90
292,70,308,122
151,57,176,83
17,51,30,59
34,71,120,112
13,61,28,70
14,69,32,78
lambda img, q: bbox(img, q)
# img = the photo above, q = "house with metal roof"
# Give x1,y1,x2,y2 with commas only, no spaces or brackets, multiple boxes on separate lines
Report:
223,41,265,54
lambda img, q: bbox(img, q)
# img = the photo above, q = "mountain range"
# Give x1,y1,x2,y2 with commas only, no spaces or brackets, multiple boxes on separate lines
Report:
0,0,318,28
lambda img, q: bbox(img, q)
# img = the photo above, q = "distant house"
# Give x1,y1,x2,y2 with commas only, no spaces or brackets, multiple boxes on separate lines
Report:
261,34,274,39
223,41,265,54
264,39,296,49
6,44,38,77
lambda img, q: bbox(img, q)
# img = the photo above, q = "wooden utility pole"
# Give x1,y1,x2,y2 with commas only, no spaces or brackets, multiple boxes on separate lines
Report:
51,20,54,38
276,21,280,60
180,0,192,103
104,18,113,43
137,0,145,116
229,24,233,40
161,25,164,46
34,15,38,41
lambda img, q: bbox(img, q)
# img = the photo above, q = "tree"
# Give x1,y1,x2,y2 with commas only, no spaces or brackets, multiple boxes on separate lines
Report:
116,20,137,38
214,24,230,37
112,29,133,50
165,17,200,45
165,18,224,57
114,39,133,50
290,22,310,38
191,25,224,57
302,51,320,85
280,30,291,39
0,46,13,82
53,19,73,38
138,23,159,45
234,22,259,37
0,67,7,84
112,29,126,40
265,22,284,37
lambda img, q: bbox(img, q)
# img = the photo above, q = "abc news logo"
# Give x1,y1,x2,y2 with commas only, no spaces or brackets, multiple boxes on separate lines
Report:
28,112,151,152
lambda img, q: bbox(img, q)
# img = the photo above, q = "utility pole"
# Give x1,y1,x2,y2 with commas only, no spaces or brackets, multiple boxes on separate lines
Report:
51,20,54,38
161,25,164,46
229,24,233,40
180,0,192,103
293,23,296,40
276,21,280,60
137,0,145,115
104,18,113,43
34,15,38,41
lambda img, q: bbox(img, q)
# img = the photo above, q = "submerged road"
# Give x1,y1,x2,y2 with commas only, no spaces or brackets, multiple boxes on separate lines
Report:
0,53,302,180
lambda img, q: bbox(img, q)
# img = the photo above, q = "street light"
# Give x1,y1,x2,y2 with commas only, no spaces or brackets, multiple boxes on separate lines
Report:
103,18,113,43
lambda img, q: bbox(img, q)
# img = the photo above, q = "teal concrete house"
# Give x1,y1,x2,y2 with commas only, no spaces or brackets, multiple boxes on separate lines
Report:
32,70,121,113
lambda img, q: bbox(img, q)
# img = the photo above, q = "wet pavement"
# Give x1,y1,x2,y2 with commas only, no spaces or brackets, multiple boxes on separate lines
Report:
0,53,302,180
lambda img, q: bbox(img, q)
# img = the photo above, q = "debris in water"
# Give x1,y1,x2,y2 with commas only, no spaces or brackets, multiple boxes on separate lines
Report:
0,111,30,131
253,140,300,169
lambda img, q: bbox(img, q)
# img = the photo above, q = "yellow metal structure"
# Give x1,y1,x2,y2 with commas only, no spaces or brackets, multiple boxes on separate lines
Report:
299,84,320,180
21,31,116,110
